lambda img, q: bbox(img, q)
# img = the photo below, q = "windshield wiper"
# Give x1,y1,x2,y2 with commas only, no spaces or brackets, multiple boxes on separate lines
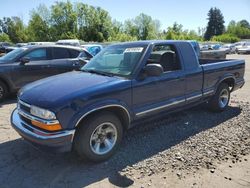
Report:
82,69,114,77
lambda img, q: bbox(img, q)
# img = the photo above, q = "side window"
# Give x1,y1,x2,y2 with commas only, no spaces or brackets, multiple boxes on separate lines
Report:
24,48,47,61
53,48,70,59
147,44,181,72
69,49,80,58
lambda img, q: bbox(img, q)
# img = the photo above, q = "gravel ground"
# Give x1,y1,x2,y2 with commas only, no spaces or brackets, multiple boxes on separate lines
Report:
0,54,249,188
121,100,250,177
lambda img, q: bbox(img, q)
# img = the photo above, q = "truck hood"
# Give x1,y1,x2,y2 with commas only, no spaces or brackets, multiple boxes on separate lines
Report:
19,71,127,109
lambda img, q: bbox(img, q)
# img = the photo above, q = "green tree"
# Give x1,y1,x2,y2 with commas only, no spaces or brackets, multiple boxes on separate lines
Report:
27,13,51,41
50,1,77,40
134,13,160,40
108,32,137,42
124,19,139,38
227,20,250,39
0,17,28,43
123,13,160,40
204,7,225,40
0,33,11,42
76,3,113,42
211,34,240,43
239,20,250,29
164,22,203,41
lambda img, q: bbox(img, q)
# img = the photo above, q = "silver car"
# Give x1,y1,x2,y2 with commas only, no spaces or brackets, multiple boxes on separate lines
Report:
237,42,250,54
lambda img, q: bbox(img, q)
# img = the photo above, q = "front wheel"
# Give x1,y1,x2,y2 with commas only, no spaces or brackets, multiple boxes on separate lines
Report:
208,83,230,112
74,112,123,162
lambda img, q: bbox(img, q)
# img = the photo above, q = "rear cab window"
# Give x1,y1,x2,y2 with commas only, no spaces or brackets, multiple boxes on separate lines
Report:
147,44,182,73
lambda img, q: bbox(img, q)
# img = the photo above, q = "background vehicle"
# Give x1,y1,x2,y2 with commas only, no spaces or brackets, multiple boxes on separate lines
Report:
0,45,92,100
0,42,12,53
16,43,28,47
12,40,245,162
56,39,80,46
221,44,236,54
28,42,55,45
199,42,227,59
0,42,12,57
235,42,246,53
4,46,18,54
81,44,103,56
237,42,250,54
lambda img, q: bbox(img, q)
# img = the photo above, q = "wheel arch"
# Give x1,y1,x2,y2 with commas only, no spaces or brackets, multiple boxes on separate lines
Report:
75,105,131,130
219,76,235,92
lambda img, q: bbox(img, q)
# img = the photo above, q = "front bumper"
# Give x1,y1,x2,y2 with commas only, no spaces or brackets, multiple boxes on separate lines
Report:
11,109,75,152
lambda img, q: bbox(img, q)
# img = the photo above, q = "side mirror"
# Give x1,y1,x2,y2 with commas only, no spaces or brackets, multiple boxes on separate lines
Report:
144,64,163,77
20,57,30,65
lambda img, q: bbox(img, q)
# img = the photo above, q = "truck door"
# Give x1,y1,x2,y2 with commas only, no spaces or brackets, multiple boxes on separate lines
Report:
132,43,186,118
178,42,203,104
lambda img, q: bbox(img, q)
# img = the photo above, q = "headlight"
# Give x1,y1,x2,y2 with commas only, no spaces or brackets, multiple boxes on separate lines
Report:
30,105,56,120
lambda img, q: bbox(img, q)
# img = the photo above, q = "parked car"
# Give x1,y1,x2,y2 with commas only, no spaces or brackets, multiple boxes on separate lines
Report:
81,44,103,56
237,42,250,54
28,42,55,45
221,44,236,54
5,46,18,53
0,42,12,53
235,42,246,53
0,45,92,100
11,40,245,162
199,43,227,59
16,43,28,47
56,39,80,46
200,49,227,59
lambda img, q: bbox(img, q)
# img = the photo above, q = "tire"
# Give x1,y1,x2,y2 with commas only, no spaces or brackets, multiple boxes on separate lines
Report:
208,83,230,112
74,112,123,162
0,81,8,101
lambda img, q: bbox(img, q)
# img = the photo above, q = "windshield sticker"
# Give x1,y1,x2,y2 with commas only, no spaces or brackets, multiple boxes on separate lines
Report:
124,47,143,53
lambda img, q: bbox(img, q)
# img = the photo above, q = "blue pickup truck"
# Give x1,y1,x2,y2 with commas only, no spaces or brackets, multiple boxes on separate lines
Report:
11,40,245,162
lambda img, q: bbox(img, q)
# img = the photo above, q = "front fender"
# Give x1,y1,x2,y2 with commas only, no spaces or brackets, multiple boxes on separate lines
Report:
67,99,132,129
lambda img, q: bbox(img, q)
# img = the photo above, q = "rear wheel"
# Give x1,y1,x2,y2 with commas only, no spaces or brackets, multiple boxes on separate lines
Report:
208,83,230,112
74,112,123,162
0,81,8,101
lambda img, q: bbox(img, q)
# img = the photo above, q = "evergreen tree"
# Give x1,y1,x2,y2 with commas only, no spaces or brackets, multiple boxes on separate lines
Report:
204,7,225,40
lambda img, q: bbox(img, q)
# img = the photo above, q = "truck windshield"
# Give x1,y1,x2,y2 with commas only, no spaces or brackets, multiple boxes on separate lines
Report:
82,44,147,77
0,48,27,61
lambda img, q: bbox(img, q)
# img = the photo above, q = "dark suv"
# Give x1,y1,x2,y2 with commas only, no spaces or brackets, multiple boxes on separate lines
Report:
0,45,92,100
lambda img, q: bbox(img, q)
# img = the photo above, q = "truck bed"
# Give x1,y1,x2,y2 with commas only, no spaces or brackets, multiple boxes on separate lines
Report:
200,58,245,94
199,58,230,65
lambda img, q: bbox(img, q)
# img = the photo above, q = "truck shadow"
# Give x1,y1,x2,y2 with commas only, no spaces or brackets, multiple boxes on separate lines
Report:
0,105,241,188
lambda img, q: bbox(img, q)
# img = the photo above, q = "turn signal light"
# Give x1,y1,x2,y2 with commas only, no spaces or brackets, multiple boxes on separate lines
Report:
31,120,62,131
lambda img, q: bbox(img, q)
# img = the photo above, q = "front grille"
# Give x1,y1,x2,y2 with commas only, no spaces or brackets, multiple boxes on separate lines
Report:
20,113,31,125
18,100,30,114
